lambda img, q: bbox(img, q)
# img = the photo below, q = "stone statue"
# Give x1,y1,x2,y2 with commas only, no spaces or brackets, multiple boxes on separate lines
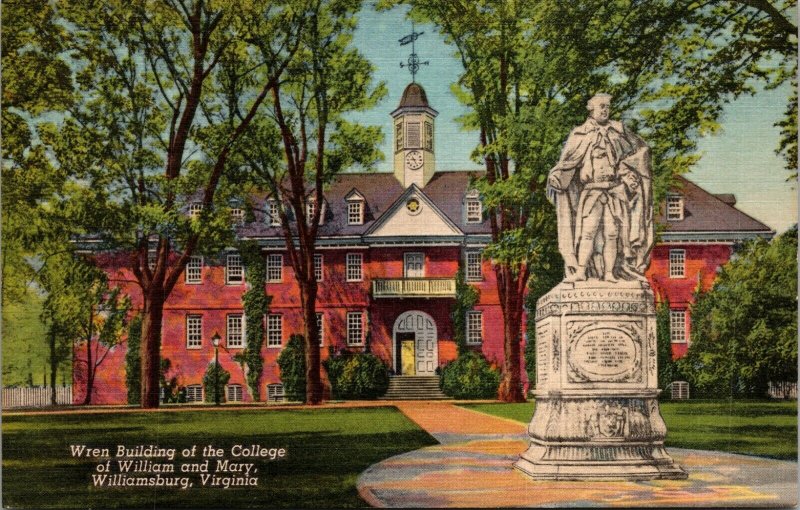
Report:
547,93,654,283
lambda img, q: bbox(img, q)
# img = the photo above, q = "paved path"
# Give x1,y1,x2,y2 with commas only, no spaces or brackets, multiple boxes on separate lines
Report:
358,402,798,508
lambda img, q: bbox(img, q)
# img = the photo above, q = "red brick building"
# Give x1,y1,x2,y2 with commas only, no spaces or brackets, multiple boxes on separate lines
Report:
74,84,773,404
646,176,773,358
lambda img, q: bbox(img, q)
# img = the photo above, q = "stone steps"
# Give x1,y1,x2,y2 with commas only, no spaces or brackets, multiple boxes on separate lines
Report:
379,376,451,400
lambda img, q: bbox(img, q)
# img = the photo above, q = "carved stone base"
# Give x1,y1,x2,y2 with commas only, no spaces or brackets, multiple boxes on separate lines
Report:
514,393,687,480
516,281,686,481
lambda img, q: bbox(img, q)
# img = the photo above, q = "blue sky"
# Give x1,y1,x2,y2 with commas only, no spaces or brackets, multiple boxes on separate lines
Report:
352,5,797,233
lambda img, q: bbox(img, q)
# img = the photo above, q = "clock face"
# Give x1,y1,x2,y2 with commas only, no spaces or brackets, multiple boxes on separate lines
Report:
405,150,423,170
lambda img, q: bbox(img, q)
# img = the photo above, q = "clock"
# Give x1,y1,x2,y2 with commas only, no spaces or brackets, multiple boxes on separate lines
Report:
405,150,423,170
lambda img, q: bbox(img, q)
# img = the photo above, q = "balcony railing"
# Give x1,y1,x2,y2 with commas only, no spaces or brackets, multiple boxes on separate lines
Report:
372,278,456,298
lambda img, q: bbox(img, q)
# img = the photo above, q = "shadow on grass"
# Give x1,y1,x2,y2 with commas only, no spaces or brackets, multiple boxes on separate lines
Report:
3,407,437,509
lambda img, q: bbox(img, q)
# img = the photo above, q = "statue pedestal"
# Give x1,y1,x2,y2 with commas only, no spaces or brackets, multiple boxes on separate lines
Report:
515,280,687,480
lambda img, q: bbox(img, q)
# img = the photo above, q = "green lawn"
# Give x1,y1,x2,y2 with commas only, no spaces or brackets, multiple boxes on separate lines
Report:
461,400,798,460
3,407,437,509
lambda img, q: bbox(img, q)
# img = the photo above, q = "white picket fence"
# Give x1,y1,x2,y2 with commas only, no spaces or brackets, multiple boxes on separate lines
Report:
768,382,797,400
2,386,72,408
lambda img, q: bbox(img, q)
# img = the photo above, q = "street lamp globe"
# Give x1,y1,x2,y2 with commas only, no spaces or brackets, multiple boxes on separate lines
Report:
211,332,221,348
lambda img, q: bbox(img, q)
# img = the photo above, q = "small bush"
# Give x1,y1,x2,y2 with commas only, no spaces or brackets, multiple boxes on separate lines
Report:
324,352,389,400
277,335,306,401
440,351,500,399
202,362,231,403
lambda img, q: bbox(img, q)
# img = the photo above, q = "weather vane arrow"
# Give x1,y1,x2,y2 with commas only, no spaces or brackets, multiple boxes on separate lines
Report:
398,23,429,83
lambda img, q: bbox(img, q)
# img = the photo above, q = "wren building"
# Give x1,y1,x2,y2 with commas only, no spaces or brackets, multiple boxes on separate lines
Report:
74,82,773,404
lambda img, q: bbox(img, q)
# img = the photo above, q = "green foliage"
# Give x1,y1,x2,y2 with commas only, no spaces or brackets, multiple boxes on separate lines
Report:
655,300,681,396
678,228,798,398
238,241,272,401
203,361,231,404
440,351,500,399
277,335,307,402
125,315,142,405
324,353,390,400
451,266,479,355
159,358,180,404
524,249,564,389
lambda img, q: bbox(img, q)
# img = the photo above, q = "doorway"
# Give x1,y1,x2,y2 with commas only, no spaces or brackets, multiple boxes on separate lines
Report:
392,310,437,375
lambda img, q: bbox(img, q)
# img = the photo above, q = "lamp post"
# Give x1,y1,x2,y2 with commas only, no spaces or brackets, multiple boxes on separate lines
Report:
211,332,221,406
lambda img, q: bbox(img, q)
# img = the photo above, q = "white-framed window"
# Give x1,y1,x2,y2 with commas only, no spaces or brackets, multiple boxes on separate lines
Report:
347,311,364,346
666,195,684,221
307,199,325,224
267,254,283,283
466,251,483,281
670,310,687,343
226,253,244,284
404,252,424,278
185,384,203,402
226,384,243,402
227,314,244,348
267,314,282,348
268,201,281,227
186,315,202,349
346,253,363,282
466,199,482,223
189,203,203,219
314,253,324,282
466,311,483,345
316,312,324,347
185,255,203,284
230,207,244,223
348,201,364,225
669,249,686,278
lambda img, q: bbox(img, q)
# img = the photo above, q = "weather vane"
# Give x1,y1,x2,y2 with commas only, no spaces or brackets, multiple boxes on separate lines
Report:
399,23,429,83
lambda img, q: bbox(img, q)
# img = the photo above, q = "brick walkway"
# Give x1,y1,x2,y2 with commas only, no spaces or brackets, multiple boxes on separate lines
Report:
358,402,799,508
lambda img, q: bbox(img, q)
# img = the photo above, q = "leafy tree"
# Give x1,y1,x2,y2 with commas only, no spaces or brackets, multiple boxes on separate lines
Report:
40,256,131,405
234,0,386,404
324,352,390,399
440,351,500,399
677,228,797,397
31,1,311,408
524,249,563,391
387,0,795,401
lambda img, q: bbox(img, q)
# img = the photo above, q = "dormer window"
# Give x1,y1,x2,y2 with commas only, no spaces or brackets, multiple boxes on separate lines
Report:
666,194,684,221
348,202,363,225
230,207,244,224
464,190,482,224
267,200,280,227
306,198,325,225
189,203,203,219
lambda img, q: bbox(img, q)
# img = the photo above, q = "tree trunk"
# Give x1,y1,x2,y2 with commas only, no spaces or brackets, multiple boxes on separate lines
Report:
82,308,94,405
301,282,323,404
49,328,57,406
496,266,526,403
140,292,165,408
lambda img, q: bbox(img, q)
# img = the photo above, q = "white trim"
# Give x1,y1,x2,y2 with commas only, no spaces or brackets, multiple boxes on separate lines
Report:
669,249,686,278
347,311,364,346
314,253,324,282
267,314,283,348
186,315,202,349
466,311,483,345
226,313,245,349
346,253,363,282
404,252,424,278
185,255,203,284
267,253,283,283
225,253,244,285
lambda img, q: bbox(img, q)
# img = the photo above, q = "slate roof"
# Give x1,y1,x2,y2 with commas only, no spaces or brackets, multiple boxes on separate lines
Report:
659,175,773,237
398,83,431,108
237,171,491,239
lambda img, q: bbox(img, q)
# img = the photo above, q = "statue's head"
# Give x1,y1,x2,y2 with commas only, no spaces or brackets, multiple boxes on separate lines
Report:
587,93,612,124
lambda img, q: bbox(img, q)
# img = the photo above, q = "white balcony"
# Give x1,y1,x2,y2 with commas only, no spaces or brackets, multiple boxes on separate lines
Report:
372,278,456,298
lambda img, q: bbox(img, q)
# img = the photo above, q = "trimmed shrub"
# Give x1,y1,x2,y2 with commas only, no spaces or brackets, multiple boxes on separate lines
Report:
440,351,500,399
324,352,389,400
202,362,231,403
277,335,306,401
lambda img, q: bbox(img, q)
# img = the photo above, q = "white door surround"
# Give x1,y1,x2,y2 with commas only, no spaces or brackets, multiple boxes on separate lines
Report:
392,310,438,375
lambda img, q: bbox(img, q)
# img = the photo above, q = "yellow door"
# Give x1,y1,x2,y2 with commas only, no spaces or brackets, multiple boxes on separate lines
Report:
401,340,416,375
